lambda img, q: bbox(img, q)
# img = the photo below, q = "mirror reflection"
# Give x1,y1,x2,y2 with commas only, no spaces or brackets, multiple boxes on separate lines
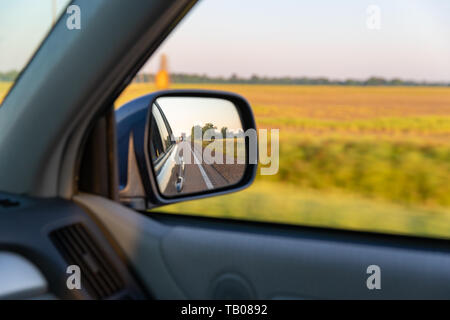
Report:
149,97,246,197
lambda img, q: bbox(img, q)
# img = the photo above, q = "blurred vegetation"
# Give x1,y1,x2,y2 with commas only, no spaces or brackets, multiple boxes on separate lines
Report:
273,139,450,206
0,71,19,82
159,181,450,240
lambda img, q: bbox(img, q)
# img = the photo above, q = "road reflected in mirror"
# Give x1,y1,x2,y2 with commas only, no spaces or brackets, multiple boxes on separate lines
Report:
149,97,246,197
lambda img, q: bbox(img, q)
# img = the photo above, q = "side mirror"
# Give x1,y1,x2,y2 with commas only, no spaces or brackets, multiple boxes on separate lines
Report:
116,90,257,210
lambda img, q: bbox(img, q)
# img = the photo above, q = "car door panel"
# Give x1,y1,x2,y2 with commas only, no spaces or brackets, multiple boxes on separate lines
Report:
75,194,450,299
160,224,450,299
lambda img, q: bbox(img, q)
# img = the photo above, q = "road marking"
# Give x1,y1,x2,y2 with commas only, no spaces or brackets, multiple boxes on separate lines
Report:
189,144,214,190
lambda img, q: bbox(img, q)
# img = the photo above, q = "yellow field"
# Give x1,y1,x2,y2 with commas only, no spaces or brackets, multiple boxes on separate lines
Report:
0,82,12,104
117,83,450,144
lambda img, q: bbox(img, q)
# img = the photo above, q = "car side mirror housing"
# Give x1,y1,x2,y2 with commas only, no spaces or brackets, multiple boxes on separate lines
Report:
116,90,257,210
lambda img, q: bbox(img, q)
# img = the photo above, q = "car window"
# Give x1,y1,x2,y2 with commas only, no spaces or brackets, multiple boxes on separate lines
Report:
152,104,173,152
149,113,165,162
115,0,450,240
0,0,71,106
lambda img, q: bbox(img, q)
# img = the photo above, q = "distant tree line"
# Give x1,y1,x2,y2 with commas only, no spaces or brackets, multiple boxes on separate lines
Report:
2,70,448,86
190,123,243,141
135,73,450,87
0,70,19,81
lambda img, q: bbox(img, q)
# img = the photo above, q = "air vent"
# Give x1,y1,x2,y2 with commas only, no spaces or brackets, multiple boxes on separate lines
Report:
50,224,125,299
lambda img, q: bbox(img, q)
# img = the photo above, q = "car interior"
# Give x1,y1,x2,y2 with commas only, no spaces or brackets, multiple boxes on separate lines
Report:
0,0,450,300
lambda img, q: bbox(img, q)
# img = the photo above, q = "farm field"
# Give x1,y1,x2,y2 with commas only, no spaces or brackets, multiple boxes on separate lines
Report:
115,83,450,239
0,82,12,104
3,82,450,239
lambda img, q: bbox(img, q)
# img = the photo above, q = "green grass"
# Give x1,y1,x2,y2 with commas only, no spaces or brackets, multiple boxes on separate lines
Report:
272,139,450,206
153,181,450,240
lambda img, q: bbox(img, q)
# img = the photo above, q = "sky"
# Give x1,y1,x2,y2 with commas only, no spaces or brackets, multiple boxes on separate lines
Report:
0,0,70,72
156,97,243,138
0,0,449,82
142,0,450,82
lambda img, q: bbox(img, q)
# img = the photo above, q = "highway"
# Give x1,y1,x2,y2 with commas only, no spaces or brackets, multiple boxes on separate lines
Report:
181,142,229,194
